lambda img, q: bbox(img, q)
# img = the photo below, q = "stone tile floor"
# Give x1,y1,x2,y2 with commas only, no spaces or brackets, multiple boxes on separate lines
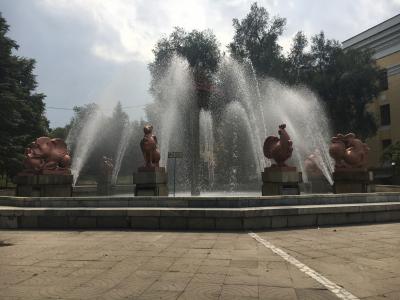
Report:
0,223,399,299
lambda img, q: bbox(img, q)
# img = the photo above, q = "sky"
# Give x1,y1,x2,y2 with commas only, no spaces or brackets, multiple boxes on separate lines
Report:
1,0,399,128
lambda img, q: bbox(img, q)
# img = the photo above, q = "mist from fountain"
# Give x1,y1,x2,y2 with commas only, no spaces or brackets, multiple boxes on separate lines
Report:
111,123,134,185
222,101,263,176
246,59,267,138
217,58,269,172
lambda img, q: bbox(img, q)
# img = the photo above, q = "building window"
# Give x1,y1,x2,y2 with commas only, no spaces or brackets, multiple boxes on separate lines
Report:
379,69,388,90
380,104,391,126
382,139,392,150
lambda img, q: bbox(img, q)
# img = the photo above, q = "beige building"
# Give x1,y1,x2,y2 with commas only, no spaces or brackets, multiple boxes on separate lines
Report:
343,14,400,168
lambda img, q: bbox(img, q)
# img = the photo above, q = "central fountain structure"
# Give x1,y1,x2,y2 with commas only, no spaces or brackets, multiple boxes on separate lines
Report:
149,56,337,195
191,69,214,195
4,51,400,230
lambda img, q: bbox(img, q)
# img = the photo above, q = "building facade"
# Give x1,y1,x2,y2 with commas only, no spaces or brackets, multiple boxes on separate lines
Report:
343,14,400,168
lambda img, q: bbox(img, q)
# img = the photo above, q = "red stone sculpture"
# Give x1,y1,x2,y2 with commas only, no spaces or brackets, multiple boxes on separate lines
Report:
329,133,369,170
140,124,160,169
20,137,71,175
263,124,293,167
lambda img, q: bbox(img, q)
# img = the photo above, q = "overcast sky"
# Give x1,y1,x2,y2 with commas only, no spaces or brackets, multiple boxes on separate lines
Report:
1,0,399,127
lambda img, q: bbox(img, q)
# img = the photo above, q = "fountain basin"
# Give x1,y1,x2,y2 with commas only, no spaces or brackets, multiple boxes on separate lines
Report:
1,193,400,230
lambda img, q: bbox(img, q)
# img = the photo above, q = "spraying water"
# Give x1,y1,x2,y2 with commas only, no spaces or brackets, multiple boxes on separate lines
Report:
111,123,134,185
67,107,104,186
146,55,334,192
222,101,262,176
245,58,267,137
153,56,194,166
260,79,334,184
217,58,268,171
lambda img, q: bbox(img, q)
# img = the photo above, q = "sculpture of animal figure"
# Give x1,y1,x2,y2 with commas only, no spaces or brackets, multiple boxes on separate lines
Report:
21,137,71,175
100,156,114,176
263,124,293,167
329,133,369,170
140,124,160,168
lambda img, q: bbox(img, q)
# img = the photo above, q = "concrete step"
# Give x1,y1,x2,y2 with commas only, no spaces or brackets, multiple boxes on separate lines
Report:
1,192,400,208
1,201,400,230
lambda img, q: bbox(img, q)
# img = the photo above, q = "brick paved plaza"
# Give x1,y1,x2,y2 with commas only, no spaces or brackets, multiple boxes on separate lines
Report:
0,223,399,299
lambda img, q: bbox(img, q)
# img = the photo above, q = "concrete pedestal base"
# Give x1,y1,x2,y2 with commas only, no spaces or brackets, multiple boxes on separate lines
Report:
333,170,369,194
97,175,112,196
14,175,73,197
261,167,300,195
133,168,168,196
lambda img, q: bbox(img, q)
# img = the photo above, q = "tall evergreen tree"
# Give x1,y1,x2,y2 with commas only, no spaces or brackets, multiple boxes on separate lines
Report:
0,13,48,177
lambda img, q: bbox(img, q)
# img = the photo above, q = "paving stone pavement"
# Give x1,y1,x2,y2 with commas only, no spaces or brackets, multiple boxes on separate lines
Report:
0,223,399,299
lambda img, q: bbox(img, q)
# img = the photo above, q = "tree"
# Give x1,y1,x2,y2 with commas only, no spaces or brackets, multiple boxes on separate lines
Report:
0,13,49,178
306,32,381,138
229,3,382,139
49,126,70,140
229,2,287,80
382,142,400,176
104,101,129,159
287,31,311,84
149,27,221,96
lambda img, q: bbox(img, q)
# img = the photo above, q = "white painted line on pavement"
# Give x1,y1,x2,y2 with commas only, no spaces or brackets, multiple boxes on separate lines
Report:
249,232,359,300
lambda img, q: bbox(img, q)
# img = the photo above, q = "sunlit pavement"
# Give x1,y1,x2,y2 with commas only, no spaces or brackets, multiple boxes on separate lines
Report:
0,223,399,299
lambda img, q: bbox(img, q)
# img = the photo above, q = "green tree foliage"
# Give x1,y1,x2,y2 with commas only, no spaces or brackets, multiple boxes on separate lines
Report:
305,32,381,138
102,101,129,158
0,13,49,177
382,142,400,175
287,31,311,84
49,126,70,140
229,2,287,80
149,27,221,95
383,142,400,164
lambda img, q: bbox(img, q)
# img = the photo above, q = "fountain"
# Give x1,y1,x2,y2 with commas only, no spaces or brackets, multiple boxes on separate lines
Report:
6,51,400,230
148,55,333,195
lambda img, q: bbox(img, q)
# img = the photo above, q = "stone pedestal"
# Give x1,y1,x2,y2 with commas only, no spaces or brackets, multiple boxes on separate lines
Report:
333,169,370,193
261,167,300,195
97,175,112,196
133,167,168,196
14,174,73,197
